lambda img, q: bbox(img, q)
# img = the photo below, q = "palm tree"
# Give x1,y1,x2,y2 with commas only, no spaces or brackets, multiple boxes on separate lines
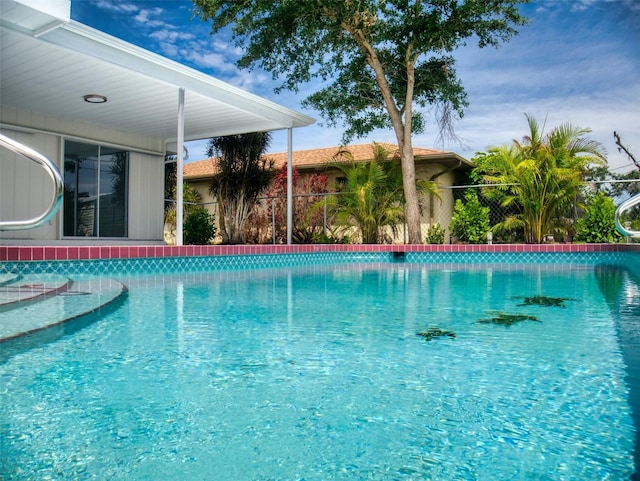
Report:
207,132,273,244
326,143,438,243
475,114,607,243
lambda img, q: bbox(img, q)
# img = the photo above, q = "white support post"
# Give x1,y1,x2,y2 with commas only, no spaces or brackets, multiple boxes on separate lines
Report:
176,87,185,246
287,128,293,245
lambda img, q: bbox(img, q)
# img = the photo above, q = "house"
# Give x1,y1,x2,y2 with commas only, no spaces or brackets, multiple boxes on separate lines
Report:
184,143,473,242
0,0,313,246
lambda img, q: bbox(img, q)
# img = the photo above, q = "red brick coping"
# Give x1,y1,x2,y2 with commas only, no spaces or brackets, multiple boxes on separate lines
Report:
1,243,638,262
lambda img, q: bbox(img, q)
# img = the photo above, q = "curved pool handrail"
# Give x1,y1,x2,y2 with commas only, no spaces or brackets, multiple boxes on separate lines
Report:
615,193,640,238
0,133,64,231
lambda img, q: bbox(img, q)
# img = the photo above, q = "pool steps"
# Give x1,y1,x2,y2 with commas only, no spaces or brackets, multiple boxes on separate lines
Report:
0,274,70,308
0,274,127,341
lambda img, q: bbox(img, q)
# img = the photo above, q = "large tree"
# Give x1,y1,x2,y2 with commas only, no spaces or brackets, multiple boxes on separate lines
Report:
193,0,528,244
207,132,273,244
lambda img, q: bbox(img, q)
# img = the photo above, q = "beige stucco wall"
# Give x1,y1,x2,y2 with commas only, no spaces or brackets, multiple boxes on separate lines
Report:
1,107,166,243
187,179,216,217
183,160,465,244
315,162,461,243
415,164,458,242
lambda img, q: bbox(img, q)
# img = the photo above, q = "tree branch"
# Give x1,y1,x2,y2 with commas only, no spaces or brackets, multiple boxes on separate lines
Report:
613,131,640,172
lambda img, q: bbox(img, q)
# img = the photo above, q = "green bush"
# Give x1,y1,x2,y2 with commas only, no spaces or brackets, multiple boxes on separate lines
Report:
184,207,216,245
575,192,622,243
425,223,445,244
450,191,491,244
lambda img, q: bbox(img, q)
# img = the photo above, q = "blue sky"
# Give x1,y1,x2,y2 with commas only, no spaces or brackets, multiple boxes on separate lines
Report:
71,0,640,172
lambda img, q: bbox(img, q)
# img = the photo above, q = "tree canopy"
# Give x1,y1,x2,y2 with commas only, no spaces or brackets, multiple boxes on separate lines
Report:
207,132,273,244
473,114,607,243
326,144,407,243
193,0,529,243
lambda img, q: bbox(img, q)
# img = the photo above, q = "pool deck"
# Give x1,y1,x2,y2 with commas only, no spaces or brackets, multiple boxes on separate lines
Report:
1,242,638,262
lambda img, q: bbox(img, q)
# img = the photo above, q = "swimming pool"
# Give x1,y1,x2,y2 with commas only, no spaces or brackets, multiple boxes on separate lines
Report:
1,247,639,480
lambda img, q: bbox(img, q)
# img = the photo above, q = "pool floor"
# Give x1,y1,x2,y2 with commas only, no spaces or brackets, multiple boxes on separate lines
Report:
0,262,637,480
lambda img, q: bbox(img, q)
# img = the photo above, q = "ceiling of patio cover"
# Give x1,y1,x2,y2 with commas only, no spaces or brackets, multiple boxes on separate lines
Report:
0,0,315,146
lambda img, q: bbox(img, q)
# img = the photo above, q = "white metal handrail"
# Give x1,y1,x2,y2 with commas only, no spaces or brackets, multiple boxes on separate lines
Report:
0,133,64,231
615,193,640,238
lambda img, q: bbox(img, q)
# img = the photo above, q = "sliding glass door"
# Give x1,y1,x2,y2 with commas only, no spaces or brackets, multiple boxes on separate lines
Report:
63,140,128,237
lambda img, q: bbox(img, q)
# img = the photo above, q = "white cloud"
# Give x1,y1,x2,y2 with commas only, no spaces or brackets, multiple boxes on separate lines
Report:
183,50,236,73
157,42,178,58
230,70,270,91
150,30,195,43
133,7,165,27
94,0,138,14
134,7,163,21
430,0,640,172
211,39,243,57
571,0,598,12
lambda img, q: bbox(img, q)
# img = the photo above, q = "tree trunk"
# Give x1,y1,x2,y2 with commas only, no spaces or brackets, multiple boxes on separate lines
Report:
227,199,244,245
216,192,229,244
399,142,422,244
351,29,423,243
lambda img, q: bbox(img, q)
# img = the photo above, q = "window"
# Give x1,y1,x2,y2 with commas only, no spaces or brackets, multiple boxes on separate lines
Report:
63,140,129,237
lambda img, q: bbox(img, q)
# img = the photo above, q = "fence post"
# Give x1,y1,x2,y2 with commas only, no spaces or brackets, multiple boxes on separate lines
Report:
323,194,327,236
271,197,276,244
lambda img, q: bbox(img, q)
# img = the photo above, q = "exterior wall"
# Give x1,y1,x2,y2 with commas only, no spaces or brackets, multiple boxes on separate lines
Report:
128,152,165,241
0,129,61,241
184,160,467,244
301,162,462,243
188,179,216,217
1,107,166,243
415,164,459,241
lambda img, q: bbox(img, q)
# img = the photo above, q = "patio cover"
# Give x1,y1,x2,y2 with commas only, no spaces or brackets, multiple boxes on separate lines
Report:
0,0,314,243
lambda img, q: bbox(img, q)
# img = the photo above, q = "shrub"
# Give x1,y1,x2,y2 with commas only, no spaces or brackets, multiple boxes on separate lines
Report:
450,191,491,244
184,207,216,245
265,166,330,244
244,207,271,244
575,192,622,243
425,223,445,244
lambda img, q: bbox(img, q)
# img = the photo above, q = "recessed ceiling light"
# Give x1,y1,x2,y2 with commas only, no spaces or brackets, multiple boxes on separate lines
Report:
83,94,107,104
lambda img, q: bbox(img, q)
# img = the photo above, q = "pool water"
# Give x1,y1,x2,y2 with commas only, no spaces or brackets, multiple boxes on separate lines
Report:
0,262,637,480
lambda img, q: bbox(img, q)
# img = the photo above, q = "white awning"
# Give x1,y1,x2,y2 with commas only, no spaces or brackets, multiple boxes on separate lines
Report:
0,0,315,145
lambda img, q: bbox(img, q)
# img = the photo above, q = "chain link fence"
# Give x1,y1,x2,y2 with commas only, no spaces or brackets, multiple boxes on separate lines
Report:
168,179,640,244
441,180,640,244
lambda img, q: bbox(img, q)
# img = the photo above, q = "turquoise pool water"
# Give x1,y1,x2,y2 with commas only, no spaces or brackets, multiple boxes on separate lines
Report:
1,256,638,480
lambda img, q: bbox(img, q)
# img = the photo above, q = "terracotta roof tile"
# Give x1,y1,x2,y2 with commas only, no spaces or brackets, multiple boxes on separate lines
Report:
183,143,469,179
183,158,217,179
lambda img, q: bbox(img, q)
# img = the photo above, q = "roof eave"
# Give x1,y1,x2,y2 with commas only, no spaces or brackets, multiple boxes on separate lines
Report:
43,21,315,130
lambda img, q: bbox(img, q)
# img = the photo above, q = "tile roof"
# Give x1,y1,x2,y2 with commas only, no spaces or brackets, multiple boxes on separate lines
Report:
184,143,470,179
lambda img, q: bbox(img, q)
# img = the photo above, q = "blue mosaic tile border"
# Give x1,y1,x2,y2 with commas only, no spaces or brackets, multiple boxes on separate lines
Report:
406,251,630,266
0,252,387,277
1,250,637,277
